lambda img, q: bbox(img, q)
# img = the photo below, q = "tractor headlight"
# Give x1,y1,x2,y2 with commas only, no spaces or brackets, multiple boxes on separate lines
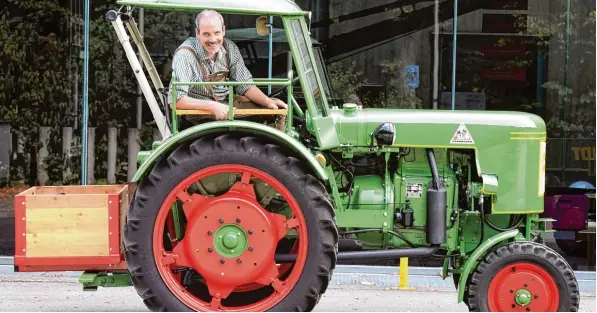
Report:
371,122,396,147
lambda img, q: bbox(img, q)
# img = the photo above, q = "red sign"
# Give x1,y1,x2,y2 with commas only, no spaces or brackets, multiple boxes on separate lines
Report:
481,44,527,57
481,68,527,81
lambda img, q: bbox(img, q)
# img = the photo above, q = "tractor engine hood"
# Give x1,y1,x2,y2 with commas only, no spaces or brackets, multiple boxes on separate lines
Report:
329,104,546,148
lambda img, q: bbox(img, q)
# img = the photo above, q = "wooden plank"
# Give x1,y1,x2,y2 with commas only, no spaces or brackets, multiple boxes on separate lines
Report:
17,262,128,272
119,186,131,253
177,109,288,116
20,185,127,196
25,194,109,209
25,206,109,257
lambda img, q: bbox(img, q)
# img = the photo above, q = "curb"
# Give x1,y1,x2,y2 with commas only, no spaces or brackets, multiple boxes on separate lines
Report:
330,264,596,294
1,257,595,294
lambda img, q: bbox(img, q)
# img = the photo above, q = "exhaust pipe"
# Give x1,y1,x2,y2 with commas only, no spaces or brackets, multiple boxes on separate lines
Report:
426,148,447,245
274,246,439,263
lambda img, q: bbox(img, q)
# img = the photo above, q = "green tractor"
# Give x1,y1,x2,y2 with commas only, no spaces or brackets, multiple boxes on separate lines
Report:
27,0,579,311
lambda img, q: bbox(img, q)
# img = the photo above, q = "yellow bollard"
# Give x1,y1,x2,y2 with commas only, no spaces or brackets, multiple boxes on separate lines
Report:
394,257,415,290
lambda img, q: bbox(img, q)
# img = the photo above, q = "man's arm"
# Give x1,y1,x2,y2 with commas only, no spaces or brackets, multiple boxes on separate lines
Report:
243,87,286,109
175,96,230,120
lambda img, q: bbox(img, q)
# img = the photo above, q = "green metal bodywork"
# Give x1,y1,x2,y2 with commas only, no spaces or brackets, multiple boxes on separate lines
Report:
117,0,307,16
456,229,519,303
132,120,328,182
328,106,546,215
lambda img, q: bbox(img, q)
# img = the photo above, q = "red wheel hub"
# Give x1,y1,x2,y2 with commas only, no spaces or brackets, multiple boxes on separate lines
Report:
172,182,293,293
152,165,308,311
488,262,559,311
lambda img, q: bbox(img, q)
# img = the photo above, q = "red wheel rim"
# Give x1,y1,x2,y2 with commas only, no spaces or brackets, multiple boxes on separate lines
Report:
152,165,308,311
488,262,559,311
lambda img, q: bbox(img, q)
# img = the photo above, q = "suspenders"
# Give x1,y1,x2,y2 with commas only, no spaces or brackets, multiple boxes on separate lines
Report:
173,40,231,102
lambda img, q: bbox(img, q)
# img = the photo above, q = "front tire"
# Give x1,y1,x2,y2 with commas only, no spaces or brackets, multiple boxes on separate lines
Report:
124,134,338,311
466,241,579,312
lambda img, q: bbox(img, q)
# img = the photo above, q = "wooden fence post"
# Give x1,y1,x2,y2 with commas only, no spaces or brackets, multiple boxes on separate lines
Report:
128,128,140,182
107,127,117,184
152,127,161,142
37,126,50,186
87,127,96,185
62,127,73,182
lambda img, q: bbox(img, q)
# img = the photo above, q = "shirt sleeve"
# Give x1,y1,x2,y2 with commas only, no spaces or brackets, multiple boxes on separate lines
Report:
168,48,199,103
227,41,255,95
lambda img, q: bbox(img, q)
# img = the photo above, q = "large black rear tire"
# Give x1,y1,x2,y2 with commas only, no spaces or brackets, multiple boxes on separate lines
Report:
124,134,338,311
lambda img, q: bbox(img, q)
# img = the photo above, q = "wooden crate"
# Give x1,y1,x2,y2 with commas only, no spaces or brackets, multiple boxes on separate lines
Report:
14,185,130,270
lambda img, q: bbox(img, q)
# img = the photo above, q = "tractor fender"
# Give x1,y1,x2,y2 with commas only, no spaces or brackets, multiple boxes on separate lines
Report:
457,229,519,303
132,121,328,183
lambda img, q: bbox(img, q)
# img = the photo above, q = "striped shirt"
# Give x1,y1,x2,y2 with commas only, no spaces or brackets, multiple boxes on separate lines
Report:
168,37,254,103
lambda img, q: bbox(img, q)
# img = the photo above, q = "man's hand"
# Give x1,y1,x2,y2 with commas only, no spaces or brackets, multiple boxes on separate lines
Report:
210,102,230,120
265,98,288,110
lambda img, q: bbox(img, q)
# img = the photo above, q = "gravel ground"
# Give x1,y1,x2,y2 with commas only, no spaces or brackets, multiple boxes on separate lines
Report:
0,272,594,312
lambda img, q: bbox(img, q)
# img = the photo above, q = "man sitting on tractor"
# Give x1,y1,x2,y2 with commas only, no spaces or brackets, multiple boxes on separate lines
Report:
168,9,287,130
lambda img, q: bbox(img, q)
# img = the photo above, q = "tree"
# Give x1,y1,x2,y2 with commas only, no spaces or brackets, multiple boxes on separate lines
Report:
0,0,72,185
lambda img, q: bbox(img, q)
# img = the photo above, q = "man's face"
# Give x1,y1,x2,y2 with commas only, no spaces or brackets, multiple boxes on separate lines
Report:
196,17,225,56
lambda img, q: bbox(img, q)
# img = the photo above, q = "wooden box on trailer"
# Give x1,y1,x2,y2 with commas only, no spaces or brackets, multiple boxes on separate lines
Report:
13,185,131,272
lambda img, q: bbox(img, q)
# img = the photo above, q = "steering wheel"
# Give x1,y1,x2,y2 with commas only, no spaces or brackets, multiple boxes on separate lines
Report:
267,76,304,119
267,76,300,98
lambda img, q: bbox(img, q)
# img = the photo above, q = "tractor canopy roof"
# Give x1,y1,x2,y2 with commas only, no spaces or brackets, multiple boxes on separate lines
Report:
116,0,307,16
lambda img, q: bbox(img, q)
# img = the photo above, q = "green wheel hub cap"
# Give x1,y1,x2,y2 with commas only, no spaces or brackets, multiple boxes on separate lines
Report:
214,224,247,258
515,289,532,306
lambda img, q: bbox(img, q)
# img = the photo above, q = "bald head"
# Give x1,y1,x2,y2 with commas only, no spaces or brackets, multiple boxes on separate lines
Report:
196,10,224,29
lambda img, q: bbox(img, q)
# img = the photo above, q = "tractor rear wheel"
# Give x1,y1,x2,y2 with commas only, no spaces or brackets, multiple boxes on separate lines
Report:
124,134,338,311
466,241,579,312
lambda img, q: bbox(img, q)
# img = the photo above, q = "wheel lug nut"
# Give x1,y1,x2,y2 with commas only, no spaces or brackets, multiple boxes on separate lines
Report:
207,231,213,236
510,290,514,293
237,258,242,264
248,247,254,252
524,284,528,287
526,308,530,312
236,218,241,223
208,248,213,253
248,230,253,235
220,259,225,264
534,295,538,299
219,218,224,224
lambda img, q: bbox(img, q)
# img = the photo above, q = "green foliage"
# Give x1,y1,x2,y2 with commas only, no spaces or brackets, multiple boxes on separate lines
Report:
327,59,423,109
0,0,72,185
327,61,362,104
513,6,596,138
378,59,423,109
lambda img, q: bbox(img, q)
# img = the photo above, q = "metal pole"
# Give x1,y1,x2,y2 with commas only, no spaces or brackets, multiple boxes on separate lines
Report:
81,0,90,185
432,0,439,109
451,0,458,111
562,0,571,184
268,16,273,95
136,8,144,129
109,14,172,138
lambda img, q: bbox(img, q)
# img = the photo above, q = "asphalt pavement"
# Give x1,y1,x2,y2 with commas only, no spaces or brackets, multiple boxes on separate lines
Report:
0,268,594,312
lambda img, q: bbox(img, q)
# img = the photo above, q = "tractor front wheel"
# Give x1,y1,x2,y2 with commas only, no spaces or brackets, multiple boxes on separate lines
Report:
124,134,338,311
466,241,579,312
